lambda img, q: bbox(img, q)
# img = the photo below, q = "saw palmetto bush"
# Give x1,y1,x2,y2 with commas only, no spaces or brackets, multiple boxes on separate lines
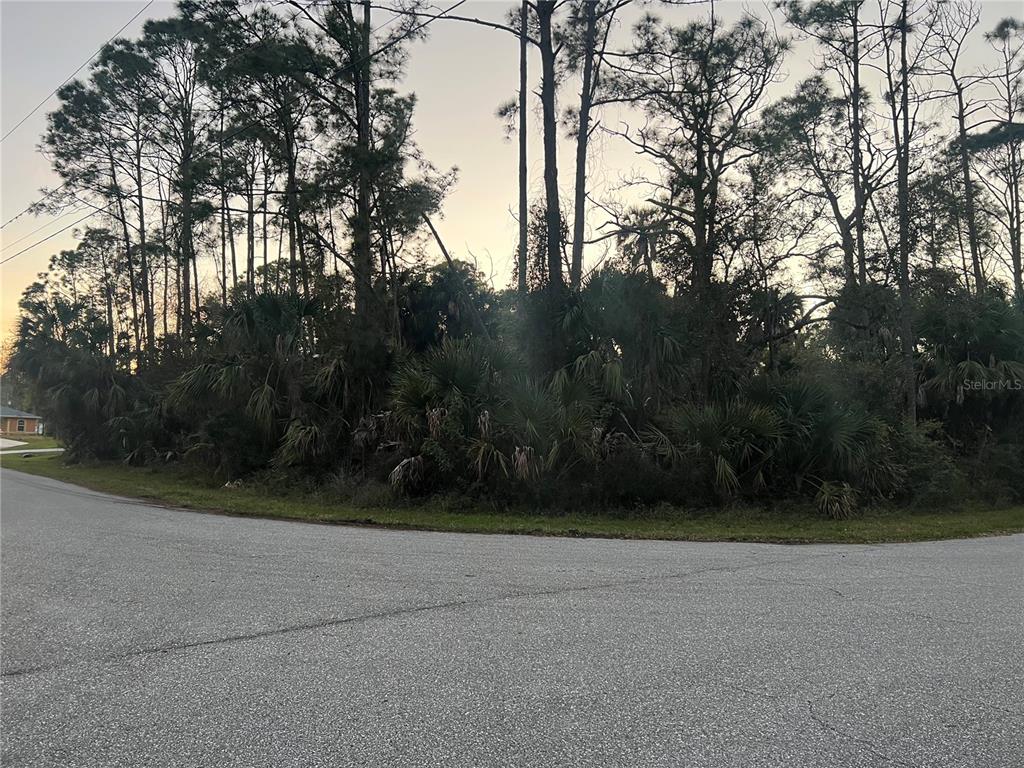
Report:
813,481,859,520
639,377,902,511
642,400,783,502
389,337,509,491
560,270,689,423
387,336,605,495
166,294,339,474
10,301,144,461
746,377,902,499
916,276,1024,442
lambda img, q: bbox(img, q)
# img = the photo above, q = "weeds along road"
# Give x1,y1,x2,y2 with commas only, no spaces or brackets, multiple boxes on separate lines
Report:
1,468,1021,767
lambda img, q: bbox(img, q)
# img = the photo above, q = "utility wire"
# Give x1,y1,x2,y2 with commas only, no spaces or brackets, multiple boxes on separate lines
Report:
0,210,101,266
0,208,86,252
0,0,403,231
1,0,302,231
0,0,466,269
0,0,156,144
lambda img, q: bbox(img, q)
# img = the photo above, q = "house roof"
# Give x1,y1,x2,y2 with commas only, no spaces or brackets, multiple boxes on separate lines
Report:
0,406,41,420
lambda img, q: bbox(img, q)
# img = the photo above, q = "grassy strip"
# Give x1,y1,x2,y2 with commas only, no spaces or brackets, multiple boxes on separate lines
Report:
3,452,1022,544
0,435,63,451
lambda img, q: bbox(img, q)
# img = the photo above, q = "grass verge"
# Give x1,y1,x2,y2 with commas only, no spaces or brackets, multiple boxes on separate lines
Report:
0,435,62,450
2,453,1022,544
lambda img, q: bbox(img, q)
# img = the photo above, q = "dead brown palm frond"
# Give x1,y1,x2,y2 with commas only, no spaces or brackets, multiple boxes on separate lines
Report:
468,438,509,481
103,382,127,418
168,363,218,409
313,357,348,402
713,454,740,498
477,409,491,437
353,411,394,452
389,455,424,490
427,406,449,439
214,362,247,400
83,386,101,415
513,445,537,481
813,480,859,519
639,424,686,465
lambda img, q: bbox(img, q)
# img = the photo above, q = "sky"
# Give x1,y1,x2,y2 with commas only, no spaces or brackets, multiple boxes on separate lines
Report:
1,0,1019,346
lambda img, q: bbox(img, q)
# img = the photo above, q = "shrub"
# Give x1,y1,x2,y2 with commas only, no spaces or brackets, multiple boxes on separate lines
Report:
888,422,967,509
814,481,859,519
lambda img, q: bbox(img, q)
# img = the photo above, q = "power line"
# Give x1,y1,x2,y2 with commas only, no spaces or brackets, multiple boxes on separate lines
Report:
1,208,87,252
0,0,159,230
0,0,465,269
0,1,333,232
0,0,156,144
0,1,304,231
0,209,107,267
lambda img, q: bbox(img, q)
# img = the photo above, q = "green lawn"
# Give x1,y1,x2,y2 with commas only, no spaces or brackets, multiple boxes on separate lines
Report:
2,452,1022,544
0,435,63,450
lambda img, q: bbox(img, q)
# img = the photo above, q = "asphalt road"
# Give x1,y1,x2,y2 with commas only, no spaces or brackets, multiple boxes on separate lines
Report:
1,469,1021,767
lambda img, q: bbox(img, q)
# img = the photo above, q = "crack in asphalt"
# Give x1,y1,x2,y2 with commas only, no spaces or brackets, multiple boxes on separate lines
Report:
1,598,471,679
747,577,987,629
843,560,1005,591
2,550,842,680
805,692,915,768
750,574,850,599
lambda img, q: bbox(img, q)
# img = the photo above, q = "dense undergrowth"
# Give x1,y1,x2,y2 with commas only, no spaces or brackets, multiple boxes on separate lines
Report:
8,264,1024,520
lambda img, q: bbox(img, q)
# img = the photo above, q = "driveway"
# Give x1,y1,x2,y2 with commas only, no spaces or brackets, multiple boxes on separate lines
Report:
1,469,1021,767
0,438,26,449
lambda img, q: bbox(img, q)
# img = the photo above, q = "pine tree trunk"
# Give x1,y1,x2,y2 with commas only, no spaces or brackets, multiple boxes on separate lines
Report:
954,85,984,292
896,1,917,427
570,0,597,289
851,7,868,286
284,127,300,297
246,171,256,294
517,0,529,294
262,162,270,293
537,0,563,289
108,152,141,358
352,0,376,321
220,189,229,306
1007,128,1022,303
180,141,195,334
135,121,153,351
